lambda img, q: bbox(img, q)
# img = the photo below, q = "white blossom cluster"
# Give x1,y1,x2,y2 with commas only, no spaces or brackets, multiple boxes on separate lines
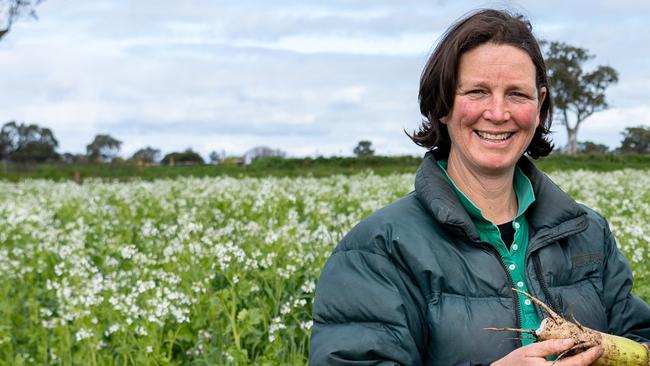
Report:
0,169,647,364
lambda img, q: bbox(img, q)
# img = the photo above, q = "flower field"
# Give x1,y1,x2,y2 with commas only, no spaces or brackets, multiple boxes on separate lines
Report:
0,169,648,365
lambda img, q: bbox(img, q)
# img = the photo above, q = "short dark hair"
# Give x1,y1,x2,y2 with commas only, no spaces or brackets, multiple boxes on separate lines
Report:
410,8,553,159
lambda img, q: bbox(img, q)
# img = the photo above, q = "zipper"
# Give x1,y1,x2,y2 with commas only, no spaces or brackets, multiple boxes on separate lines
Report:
477,243,522,347
525,218,589,318
533,254,562,316
451,215,587,347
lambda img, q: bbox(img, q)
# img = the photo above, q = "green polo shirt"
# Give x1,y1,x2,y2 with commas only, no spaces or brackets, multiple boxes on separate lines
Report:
437,160,540,345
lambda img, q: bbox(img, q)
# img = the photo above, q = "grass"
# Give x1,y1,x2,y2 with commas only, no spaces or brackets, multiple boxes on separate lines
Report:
1,153,649,182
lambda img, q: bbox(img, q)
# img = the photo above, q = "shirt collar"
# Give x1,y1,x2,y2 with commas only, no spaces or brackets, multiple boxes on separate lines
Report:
435,159,536,224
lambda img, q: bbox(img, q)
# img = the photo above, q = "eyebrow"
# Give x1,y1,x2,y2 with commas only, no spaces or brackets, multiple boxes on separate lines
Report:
458,80,536,92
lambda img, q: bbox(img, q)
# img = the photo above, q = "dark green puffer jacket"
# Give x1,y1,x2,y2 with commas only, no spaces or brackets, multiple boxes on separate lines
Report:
310,152,650,365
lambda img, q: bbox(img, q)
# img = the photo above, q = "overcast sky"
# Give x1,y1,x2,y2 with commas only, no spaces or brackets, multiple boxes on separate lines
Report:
1,0,648,158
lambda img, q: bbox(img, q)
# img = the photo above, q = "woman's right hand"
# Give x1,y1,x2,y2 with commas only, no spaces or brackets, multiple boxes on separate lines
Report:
491,339,603,366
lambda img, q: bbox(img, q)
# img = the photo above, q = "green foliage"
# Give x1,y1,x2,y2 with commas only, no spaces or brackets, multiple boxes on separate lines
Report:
0,121,59,163
209,150,226,164
129,147,161,164
7,140,59,163
619,126,650,154
86,134,122,163
0,170,647,364
577,140,609,154
1,154,649,182
61,153,87,164
539,153,650,171
353,140,374,157
545,41,618,154
248,155,420,174
161,149,205,165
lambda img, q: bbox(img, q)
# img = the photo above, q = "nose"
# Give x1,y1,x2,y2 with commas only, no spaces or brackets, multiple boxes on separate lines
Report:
482,96,510,123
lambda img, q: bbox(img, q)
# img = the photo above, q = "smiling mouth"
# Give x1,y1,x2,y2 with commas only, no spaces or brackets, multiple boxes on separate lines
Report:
475,130,514,142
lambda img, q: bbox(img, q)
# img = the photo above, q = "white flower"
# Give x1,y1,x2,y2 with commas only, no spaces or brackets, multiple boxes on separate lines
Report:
104,256,119,267
222,351,234,362
105,324,121,336
301,280,316,294
1,169,646,363
135,326,148,336
120,245,137,260
301,320,313,331
75,328,93,342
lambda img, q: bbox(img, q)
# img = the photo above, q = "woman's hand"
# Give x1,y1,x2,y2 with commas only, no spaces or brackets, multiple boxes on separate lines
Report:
491,339,603,366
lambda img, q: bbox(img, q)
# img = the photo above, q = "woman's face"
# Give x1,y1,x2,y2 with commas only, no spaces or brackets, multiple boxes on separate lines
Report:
442,43,546,176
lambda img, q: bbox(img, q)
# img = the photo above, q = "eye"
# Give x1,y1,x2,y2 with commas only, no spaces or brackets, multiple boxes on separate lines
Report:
465,89,487,96
509,91,532,99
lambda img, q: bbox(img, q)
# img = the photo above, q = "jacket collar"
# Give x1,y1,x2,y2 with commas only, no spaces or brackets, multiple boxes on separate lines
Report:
414,151,587,244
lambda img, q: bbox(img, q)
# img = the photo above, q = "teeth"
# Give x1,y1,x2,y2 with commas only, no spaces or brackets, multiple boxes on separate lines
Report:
476,131,512,141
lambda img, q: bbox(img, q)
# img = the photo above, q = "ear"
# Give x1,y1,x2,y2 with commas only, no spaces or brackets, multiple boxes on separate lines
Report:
439,115,449,125
537,86,547,114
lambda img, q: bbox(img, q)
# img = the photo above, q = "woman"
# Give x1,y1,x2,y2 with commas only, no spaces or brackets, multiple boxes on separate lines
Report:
310,8,650,366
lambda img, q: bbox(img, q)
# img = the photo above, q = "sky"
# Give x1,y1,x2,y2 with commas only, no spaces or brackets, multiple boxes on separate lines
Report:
0,0,649,159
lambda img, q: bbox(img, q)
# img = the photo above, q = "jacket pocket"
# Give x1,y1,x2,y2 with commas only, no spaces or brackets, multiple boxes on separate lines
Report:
425,292,517,364
551,279,608,331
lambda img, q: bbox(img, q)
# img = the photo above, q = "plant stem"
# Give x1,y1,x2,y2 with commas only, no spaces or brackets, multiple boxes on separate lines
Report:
229,286,241,350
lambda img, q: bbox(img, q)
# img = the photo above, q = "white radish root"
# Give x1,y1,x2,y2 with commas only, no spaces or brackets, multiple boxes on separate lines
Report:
485,289,650,365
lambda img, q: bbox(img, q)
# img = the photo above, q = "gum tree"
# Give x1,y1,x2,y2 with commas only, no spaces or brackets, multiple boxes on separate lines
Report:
0,0,44,41
545,42,618,154
619,125,650,154
0,120,59,163
353,140,374,157
86,134,122,163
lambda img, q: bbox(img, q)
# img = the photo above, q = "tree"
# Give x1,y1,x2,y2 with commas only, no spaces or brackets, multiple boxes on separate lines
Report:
61,152,87,164
129,147,161,164
576,140,609,154
353,140,374,157
0,0,44,41
544,41,618,154
618,125,650,154
0,121,59,163
209,150,226,164
243,146,286,164
86,134,122,163
161,149,204,165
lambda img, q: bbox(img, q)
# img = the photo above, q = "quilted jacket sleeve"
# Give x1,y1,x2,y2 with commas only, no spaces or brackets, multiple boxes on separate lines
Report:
309,235,426,365
601,220,650,344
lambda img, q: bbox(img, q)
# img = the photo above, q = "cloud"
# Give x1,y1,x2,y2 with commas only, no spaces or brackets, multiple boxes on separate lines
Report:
0,0,648,159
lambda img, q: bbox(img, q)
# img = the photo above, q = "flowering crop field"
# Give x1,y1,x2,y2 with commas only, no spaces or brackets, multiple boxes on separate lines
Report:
0,169,648,365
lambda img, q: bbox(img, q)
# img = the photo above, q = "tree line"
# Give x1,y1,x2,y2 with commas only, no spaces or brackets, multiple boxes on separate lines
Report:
0,121,293,165
0,120,648,167
1,2,648,161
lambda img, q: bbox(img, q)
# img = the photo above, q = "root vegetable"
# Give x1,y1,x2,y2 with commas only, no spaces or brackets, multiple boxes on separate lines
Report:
485,289,650,365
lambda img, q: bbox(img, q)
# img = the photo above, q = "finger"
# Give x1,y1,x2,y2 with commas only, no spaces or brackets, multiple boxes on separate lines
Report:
556,346,603,366
525,339,575,357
